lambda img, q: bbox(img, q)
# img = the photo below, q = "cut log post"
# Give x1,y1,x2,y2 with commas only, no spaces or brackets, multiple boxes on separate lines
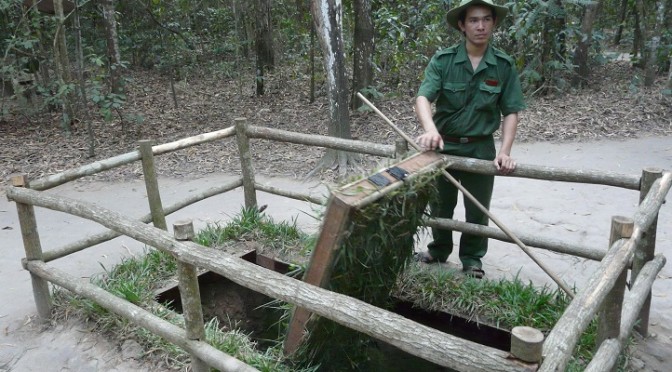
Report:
395,138,408,160
10,174,52,322
139,140,167,231
632,167,662,337
173,220,208,372
173,219,196,241
235,118,257,209
510,326,544,363
596,216,633,369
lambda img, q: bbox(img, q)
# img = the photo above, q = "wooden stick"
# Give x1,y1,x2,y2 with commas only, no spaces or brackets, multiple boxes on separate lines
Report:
357,92,575,298
173,221,209,372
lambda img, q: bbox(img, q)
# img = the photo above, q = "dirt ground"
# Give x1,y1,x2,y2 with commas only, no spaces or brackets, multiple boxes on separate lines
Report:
0,60,671,370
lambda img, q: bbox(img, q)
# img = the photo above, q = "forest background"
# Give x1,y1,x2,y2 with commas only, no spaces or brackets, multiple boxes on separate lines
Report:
0,0,670,182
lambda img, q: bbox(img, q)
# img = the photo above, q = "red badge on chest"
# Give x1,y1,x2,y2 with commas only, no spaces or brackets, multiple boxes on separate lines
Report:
485,79,499,86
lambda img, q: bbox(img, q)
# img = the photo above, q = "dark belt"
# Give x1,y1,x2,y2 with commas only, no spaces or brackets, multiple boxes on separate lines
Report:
441,135,491,144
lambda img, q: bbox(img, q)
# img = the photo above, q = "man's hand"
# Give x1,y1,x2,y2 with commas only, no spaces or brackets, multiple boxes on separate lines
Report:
494,153,516,175
416,131,444,151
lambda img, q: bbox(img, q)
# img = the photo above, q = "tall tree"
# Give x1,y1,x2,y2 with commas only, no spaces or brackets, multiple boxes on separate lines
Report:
639,0,666,86
101,0,122,94
309,0,353,176
613,0,628,45
540,0,567,93
350,0,374,109
254,0,274,95
54,0,75,132
572,0,603,87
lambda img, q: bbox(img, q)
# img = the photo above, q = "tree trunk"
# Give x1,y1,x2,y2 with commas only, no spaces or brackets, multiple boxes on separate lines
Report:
667,54,672,89
233,1,251,59
540,0,566,93
351,0,374,109
255,0,274,95
73,0,94,157
571,0,602,87
310,0,354,176
613,0,628,45
632,5,643,59
642,0,666,87
53,0,74,133
101,0,122,94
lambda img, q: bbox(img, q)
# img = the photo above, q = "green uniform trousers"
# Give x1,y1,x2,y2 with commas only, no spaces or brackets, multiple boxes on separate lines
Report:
427,138,496,269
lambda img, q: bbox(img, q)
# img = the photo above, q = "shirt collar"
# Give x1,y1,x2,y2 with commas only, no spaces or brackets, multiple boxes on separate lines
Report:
455,42,497,67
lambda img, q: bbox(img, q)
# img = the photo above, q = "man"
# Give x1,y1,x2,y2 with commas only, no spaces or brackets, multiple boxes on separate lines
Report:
414,0,526,278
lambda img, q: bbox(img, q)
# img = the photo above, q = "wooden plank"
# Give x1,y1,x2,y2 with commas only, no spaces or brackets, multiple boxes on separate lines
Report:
335,151,444,207
284,197,352,355
284,151,444,355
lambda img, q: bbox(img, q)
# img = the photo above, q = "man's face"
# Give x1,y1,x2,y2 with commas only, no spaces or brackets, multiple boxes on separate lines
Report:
458,5,495,47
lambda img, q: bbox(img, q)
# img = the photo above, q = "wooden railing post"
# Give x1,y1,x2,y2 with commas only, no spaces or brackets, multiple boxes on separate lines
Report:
632,167,662,336
139,140,167,230
11,174,52,322
395,138,408,160
596,216,633,366
235,117,257,209
173,220,208,372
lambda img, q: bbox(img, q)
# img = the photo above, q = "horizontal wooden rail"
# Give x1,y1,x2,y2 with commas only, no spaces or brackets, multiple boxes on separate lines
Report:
245,125,397,158
7,187,534,371
541,172,671,371
42,177,244,262
25,260,258,372
254,182,327,205
28,126,237,191
424,217,606,261
442,155,641,190
585,254,666,371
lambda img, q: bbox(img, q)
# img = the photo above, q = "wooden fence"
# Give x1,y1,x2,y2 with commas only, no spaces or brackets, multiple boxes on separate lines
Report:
6,118,670,371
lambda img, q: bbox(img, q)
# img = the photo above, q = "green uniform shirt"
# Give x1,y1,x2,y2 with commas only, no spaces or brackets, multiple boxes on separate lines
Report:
417,42,526,137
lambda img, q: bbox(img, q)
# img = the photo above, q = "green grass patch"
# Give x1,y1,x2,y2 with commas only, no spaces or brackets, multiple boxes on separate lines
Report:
393,265,632,371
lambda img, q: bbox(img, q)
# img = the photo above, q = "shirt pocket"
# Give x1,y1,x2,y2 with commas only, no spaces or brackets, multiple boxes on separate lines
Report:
442,82,467,109
476,81,501,111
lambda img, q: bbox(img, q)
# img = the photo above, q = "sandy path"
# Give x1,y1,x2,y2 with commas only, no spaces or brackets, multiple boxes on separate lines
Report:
1,137,670,371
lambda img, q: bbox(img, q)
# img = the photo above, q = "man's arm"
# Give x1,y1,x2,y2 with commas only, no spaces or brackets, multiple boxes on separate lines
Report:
494,112,519,175
415,96,444,150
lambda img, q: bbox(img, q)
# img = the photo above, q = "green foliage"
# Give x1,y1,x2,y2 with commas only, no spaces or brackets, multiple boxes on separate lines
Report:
196,206,311,257
394,265,632,371
372,0,454,91
295,171,440,370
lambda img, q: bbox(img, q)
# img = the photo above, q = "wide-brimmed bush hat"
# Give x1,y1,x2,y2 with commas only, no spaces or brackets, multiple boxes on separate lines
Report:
445,0,509,30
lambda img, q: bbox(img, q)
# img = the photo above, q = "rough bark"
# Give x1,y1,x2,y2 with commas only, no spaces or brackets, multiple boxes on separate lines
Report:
53,0,74,132
540,0,567,93
572,0,602,87
642,0,666,86
351,0,374,109
613,0,628,45
254,0,274,95
101,0,123,94
310,0,355,177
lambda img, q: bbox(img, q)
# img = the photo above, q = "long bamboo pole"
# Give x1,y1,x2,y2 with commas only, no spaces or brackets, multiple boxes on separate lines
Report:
357,92,575,298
